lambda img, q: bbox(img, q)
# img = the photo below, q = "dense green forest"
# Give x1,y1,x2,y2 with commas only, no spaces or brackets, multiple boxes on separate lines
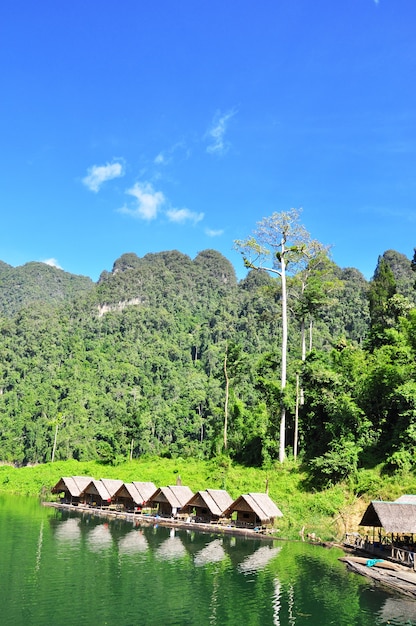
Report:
0,234,415,489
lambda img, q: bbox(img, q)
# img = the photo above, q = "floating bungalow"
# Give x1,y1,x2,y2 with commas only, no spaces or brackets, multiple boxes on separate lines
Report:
148,485,194,517
359,501,416,537
113,481,157,511
345,497,416,569
395,495,416,505
48,476,284,540
82,479,113,507
223,493,283,529
51,476,95,505
181,489,233,523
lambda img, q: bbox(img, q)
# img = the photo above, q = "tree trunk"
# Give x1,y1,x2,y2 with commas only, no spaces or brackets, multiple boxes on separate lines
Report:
51,422,58,463
279,244,287,463
223,345,229,451
294,374,299,460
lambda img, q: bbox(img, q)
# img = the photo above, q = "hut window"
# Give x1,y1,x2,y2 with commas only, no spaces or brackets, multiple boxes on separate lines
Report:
243,513,250,519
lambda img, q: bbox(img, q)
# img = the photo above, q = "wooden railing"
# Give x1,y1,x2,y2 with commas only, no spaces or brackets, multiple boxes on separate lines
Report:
345,533,416,570
391,545,416,569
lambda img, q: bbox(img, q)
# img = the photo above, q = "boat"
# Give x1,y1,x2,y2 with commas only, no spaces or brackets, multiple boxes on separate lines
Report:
340,556,416,597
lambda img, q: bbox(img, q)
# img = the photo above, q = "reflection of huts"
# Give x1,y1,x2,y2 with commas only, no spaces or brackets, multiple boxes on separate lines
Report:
359,501,416,535
118,529,149,555
54,518,81,543
182,489,233,522
237,545,282,573
113,481,157,511
155,530,186,561
51,476,94,505
148,485,194,517
194,539,227,566
86,523,113,552
223,493,283,528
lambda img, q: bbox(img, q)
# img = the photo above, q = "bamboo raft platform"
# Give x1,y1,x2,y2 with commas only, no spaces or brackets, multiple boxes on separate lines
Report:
43,501,279,542
340,556,416,598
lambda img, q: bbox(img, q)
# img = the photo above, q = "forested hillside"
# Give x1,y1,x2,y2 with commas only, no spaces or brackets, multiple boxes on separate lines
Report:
0,261,93,316
0,246,415,487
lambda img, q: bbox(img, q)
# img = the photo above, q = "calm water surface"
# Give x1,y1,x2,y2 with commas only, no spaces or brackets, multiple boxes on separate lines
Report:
1,495,415,626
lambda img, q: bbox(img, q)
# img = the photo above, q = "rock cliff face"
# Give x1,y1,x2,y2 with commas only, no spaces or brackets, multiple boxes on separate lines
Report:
97,298,144,317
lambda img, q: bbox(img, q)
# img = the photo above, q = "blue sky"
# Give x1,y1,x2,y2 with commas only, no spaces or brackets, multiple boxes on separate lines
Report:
1,0,415,282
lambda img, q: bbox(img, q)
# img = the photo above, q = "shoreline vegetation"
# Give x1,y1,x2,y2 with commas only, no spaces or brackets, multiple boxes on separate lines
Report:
2,457,416,541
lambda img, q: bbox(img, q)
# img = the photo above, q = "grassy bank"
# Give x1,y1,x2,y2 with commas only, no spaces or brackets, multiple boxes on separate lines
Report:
1,457,415,541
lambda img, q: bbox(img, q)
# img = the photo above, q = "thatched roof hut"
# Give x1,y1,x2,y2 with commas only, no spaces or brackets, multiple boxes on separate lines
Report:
359,501,416,534
182,489,233,522
395,494,416,504
132,481,157,504
148,485,194,517
222,493,283,528
82,479,112,507
51,476,94,504
99,478,124,498
113,481,157,510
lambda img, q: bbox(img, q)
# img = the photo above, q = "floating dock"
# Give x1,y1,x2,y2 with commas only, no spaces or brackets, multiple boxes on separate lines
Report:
43,501,279,542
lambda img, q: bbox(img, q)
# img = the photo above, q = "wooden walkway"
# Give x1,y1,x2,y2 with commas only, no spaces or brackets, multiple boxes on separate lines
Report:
340,556,416,598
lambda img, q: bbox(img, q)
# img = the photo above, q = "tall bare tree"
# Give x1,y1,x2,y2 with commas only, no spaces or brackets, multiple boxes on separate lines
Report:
235,208,319,462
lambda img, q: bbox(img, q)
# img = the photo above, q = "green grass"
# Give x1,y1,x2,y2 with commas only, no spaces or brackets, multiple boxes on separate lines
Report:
2,458,416,541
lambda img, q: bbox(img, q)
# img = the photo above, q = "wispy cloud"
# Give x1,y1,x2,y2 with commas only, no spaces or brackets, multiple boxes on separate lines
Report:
42,258,62,269
83,161,124,192
205,228,224,237
154,152,166,165
118,182,165,220
206,109,237,155
166,208,204,224
154,141,189,166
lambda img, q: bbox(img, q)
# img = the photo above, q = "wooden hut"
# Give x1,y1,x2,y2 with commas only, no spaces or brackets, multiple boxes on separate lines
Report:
113,481,157,511
51,476,94,505
222,493,283,528
132,481,157,505
181,489,233,523
148,485,194,517
395,495,416,505
82,479,112,507
359,501,416,534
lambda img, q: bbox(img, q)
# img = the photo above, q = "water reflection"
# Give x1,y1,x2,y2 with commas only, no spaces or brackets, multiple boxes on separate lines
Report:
86,522,113,551
54,517,81,543
194,538,227,566
2,497,412,626
155,529,187,561
118,529,148,555
378,596,416,624
237,544,282,574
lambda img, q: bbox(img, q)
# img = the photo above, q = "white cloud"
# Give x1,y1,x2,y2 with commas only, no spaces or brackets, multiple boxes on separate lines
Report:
166,208,204,224
42,258,62,269
205,228,224,237
118,181,165,220
82,161,124,192
206,109,237,155
154,152,166,165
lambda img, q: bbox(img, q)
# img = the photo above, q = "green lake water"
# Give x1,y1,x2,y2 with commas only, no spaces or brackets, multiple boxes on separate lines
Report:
1,494,415,626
